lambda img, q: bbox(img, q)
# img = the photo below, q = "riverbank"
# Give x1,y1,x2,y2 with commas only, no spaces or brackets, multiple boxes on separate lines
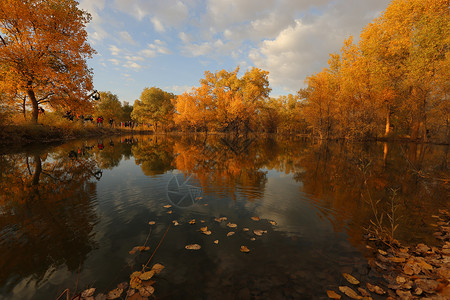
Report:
0,123,153,147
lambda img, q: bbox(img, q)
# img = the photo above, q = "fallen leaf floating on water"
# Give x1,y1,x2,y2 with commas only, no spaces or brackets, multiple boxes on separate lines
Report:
215,217,227,222
129,246,150,255
200,220,205,223
151,263,165,274
130,271,142,279
189,219,196,225
139,286,155,297
130,277,142,289
126,289,136,297
366,283,385,295
250,238,256,241
251,216,260,221
357,288,370,297
326,290,341,299
269,220,277,226
227,232,235,237
167,210,173,214
378,249,387,255
117,282,128,290
343,273,360,285
338,286,361,299
227,222,237,228
214,240,219,244
240,245,250,253
172,220,180,226
81,288,96,298
163,205,172,208
148,221,156,225
139,271,155,281
253,230,267,236
243,228,249,232
185,244,201,250
202,230,212,235
106,288,123,299
200,226,208,232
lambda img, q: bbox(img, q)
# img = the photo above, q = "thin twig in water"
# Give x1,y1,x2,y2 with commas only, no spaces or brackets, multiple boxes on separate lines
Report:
143,224,171,270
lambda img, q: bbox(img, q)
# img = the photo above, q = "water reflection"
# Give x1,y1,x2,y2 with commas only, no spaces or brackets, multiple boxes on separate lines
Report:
0,147,103,294
0,136,447,299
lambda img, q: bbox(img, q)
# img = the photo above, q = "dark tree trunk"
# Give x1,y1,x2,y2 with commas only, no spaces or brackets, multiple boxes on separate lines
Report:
27,89,39,123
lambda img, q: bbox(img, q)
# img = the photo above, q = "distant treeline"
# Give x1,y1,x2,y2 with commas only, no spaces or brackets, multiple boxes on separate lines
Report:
1,0,448,143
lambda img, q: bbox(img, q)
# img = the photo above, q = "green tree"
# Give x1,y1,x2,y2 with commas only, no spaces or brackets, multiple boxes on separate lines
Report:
95,91,122,121
131,87,175,132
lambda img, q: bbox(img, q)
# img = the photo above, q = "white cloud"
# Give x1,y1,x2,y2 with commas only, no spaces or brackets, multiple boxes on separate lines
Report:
151,18,165,33
123,61,143,70
109,45,122,56
119,31,137,45
165,85,194,94
108,58,121,65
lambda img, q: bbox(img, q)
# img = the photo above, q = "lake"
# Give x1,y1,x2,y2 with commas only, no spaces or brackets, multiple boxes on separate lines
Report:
0,135,448,299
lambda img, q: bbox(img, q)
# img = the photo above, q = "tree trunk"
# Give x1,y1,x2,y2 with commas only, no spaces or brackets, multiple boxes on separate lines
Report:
31,155,42,186
27,89,39,123
384,106,391,137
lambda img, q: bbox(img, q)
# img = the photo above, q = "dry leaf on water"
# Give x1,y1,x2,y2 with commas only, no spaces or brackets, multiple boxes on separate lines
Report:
240,246,250,253
139,286,155,297
215,217,227,222
189,219,196,225
163,205,172,208
202,230,212,235
366,282,385,295
200,226,208,232
243,228,249,232
185,244,201,250
129,246,150,255
214,240,219,244
269,220,277,226
343,273,360,285
253,230,267,236
148,221,156,225
326,290,341,299
172,220,180,226
227,222,237,228
338,286,361,299
151,263,164,274
250,238,256,241
129,277,142,289
139,271,155,281
251,216,260,221
200,220,205,223
117,282,128,290
357,288,370,297
227,232,235,237
81,288,95,298
106,288,123,299
378,249,387,255
167,210,173,214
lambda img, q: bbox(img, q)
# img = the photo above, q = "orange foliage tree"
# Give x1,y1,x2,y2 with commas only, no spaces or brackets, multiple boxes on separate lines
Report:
174,67,271,134
0,0,96,123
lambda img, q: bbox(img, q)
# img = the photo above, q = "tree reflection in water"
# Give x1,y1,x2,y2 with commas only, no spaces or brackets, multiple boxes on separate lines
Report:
0,147,102,291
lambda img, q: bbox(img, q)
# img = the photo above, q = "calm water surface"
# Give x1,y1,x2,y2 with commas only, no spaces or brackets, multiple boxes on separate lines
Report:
0,135,448,299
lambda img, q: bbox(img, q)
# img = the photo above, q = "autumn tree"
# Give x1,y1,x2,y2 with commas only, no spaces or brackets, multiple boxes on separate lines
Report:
360,0,450,140
95,91,123,121
174,67,271,134
0,0,95,123
131,87,175,131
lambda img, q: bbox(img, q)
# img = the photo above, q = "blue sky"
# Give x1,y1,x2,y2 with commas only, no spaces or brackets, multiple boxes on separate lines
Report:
79,0,391,104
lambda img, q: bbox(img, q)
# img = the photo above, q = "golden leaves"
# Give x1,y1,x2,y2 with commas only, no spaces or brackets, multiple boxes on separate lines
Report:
185,244,201,250
240,246,250,253
342,273,360,285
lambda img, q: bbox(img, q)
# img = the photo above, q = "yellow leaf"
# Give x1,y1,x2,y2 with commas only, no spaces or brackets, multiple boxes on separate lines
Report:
251,216,260,221
240,245,250,253
326,290,341,299
343,273,360,285
185,244,201,250
139,271,155,281
338,286,361,299
227,232,235,237
227,222,237,228
151,263,165,274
